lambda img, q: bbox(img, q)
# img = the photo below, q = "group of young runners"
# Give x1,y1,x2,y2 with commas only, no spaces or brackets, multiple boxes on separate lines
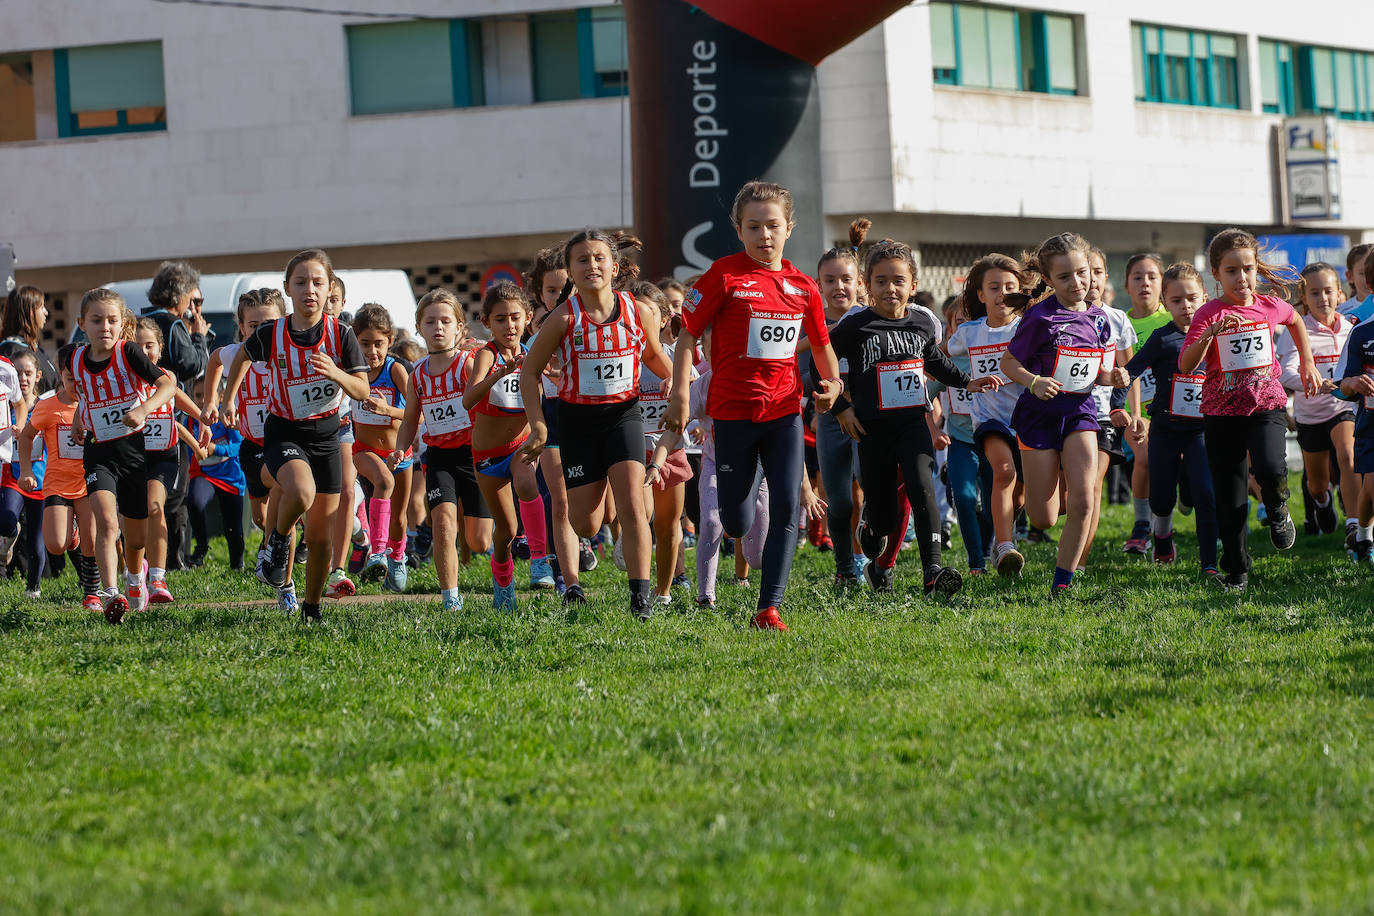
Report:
6,180,1373,627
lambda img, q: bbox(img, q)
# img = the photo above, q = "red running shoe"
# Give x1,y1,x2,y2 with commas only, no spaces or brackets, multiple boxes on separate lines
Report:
750,607,789,631
82,595,104,614
103,593,128,625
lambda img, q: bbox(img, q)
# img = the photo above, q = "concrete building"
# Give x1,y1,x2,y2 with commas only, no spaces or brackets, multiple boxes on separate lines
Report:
3,0,1374,345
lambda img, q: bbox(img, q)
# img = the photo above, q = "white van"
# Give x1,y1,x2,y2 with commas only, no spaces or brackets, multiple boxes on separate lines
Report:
75,269,418,345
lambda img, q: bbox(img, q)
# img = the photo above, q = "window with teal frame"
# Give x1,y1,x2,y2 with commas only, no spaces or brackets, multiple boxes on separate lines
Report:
347,19,484,116
531,6,628,102
53,41,166,137
1293,44,1374,121
1259,39,1295,115
928,2,1079,95
1131,23,1240,109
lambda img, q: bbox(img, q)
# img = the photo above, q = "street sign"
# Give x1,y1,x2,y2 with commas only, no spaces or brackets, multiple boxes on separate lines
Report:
1282,117,1341,221
1258,233,1350,282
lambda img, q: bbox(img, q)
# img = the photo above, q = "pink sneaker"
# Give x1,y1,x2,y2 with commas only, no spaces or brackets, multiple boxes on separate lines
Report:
149,579,173,604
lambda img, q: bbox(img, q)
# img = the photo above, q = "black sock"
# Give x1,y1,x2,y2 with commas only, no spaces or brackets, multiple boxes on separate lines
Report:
300,601,321,620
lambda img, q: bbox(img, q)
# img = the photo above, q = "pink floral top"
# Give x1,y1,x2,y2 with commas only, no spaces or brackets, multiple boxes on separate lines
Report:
1181,294,1295,417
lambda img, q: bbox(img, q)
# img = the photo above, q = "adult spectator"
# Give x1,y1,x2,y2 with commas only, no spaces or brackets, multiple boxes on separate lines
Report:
143,260,210,383
0,285,57,391
143,260,209,571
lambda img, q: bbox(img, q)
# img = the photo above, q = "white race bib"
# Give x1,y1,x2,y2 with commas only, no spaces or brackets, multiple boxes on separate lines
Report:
577,354,634,398
88,394,141,442
57,424,83,460
286,376,339,418
1171,374,1205,418
1314,354,1340,384
353,385,394,426
947,386,973,417
424,394,471,437
143,415,174,451
876,359,927,409
1217,321,1272,372
242,397,268,440
639,389,669,430
1051,346,1102,392
968,343,1009,383
746,314,802,360
1138,368,1156,403
488,372,524,410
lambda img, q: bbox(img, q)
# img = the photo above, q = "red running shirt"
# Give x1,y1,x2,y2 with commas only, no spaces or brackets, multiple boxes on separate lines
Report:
682,252,829,422
413,350,474,449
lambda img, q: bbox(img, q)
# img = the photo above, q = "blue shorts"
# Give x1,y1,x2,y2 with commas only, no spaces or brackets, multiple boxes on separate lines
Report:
1356,432,1374,474
1011,394,1099,452
394,453,414,473
337,419,355,445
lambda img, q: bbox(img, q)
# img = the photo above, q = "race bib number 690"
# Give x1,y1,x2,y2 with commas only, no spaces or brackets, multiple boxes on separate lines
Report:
746,314,802,360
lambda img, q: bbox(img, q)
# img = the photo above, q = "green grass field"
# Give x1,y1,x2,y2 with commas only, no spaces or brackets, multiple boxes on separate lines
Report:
3,486,1373,914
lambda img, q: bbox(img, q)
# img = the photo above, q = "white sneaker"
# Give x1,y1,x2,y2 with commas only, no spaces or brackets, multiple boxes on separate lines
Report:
654,594,671,606
24,588,40,599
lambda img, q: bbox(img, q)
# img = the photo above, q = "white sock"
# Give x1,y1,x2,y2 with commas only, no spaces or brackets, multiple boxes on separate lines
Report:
1361,524,1374,541
149,566,165,582
1347,517,1359,527
125,568,143,587
441,587,459,603
1151,513,1173,538
1133,497,1150,524
996,540,1014,554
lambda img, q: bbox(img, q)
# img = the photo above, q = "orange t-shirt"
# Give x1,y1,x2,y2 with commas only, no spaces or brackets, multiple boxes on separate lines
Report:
29,393,86,499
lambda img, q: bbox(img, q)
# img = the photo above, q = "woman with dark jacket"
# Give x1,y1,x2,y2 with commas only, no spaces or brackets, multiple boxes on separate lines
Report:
0,286,57,392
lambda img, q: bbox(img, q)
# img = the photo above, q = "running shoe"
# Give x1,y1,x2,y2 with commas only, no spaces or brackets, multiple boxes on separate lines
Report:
749,607,789,631
127,563,148,612
443,592,465,612
82,595,104,614
864,561,895,593
24,588,40,599
149,578,174,604
613,538,627,572
348,543,368,575
631,593,653,621
1268,504,1297,550
852,554,870,579
563,584,587,606
384,558,408,592
1122,520,1150,555
360,553,388,583
696,596,717,610
1310,494,1335,535
324,569,355,600
834,571,860,588
923,565,963,597
579,539,598,572
103,592,128,625
1152,533,1176,565
1218,572,1248,592
529,556,556,589
993,543,1025,578
512,536,531,561
1346,520,1360,552
259,532,291,588
493,580,517,611
672,574,691,592
855,505,886,561
278,585,299,615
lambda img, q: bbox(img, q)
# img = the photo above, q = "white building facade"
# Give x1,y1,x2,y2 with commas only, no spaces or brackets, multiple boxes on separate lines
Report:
3,0,1374,340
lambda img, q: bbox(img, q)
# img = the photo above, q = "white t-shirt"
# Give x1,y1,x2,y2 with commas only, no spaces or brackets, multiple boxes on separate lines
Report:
947,317,1021,431
0,359,22,464
1091,306,1136,421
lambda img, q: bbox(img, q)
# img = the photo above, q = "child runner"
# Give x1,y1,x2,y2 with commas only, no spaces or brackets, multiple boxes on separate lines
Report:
520,231,674,619
217,249,370,622
1,351,42,595
70,288,177,623
351,304,413,593
1337,280,1374,560
1277,262,1357,539
324,276,362,600
947,254,1027,578
18,346,99,609
998,233,1131,598
391,289,490,611
1121,253,1172,553
830,236,999,594
663,182,842,631
1123,263,1218,573
463,282,550,610
1179,228,1322,591
135,319,210,603
188,414,246,571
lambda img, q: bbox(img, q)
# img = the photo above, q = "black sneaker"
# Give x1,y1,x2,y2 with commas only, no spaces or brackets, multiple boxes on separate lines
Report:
864,561,894,592
512,536,530,561
631,593,653,621
1353,539,1373,563
259,530,291,589
833,572,860,588
563,584,587,606
924,565,963,597
294,540,308,565
1268,504,1297,550
1218,572,1248,592
940,524,953,550
1346,521,1360,552
1314,496,1339,535
579,540,598,572
696,596,717,610
187,549,207,569
1027,526,1055,545
414,523,434,559
300,602,322,623
856,505,887,561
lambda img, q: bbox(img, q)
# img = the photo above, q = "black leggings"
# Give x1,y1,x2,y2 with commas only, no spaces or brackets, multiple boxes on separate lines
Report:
1204,410,1289,577
714,414,803,612
0,487,44,590
188,477,246,570
1148,421,1218,569
856,414,942,574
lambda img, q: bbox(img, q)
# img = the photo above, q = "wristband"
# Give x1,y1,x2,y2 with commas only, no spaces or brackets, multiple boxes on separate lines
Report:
646,462,659,473
1029,375,1039,391
1110,408,1129,418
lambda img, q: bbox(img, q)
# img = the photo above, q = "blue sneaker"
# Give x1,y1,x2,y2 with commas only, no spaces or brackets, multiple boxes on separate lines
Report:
277,584,298,615
672,573,691,592
529,556,555,589
493,580,517,611
443,592,465,612
384,558,408,592
360,553,387,583
852,554,870,579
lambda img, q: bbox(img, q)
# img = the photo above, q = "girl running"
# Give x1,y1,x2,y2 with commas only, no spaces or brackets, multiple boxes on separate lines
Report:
947,254,1027,578
216,249,370,622
1123,263,1218,573
521,230,674,619
1277,262,1356,539
1,351,43,595
830,236,999,594
1121,253,1172,553
998,233,1131,598
663,181,842,631
390,289,491,611
18,346,99,610
351,304,413,593
70,288,177,623
463,282,549,609
1179,228,1321,591
136,319,210,604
